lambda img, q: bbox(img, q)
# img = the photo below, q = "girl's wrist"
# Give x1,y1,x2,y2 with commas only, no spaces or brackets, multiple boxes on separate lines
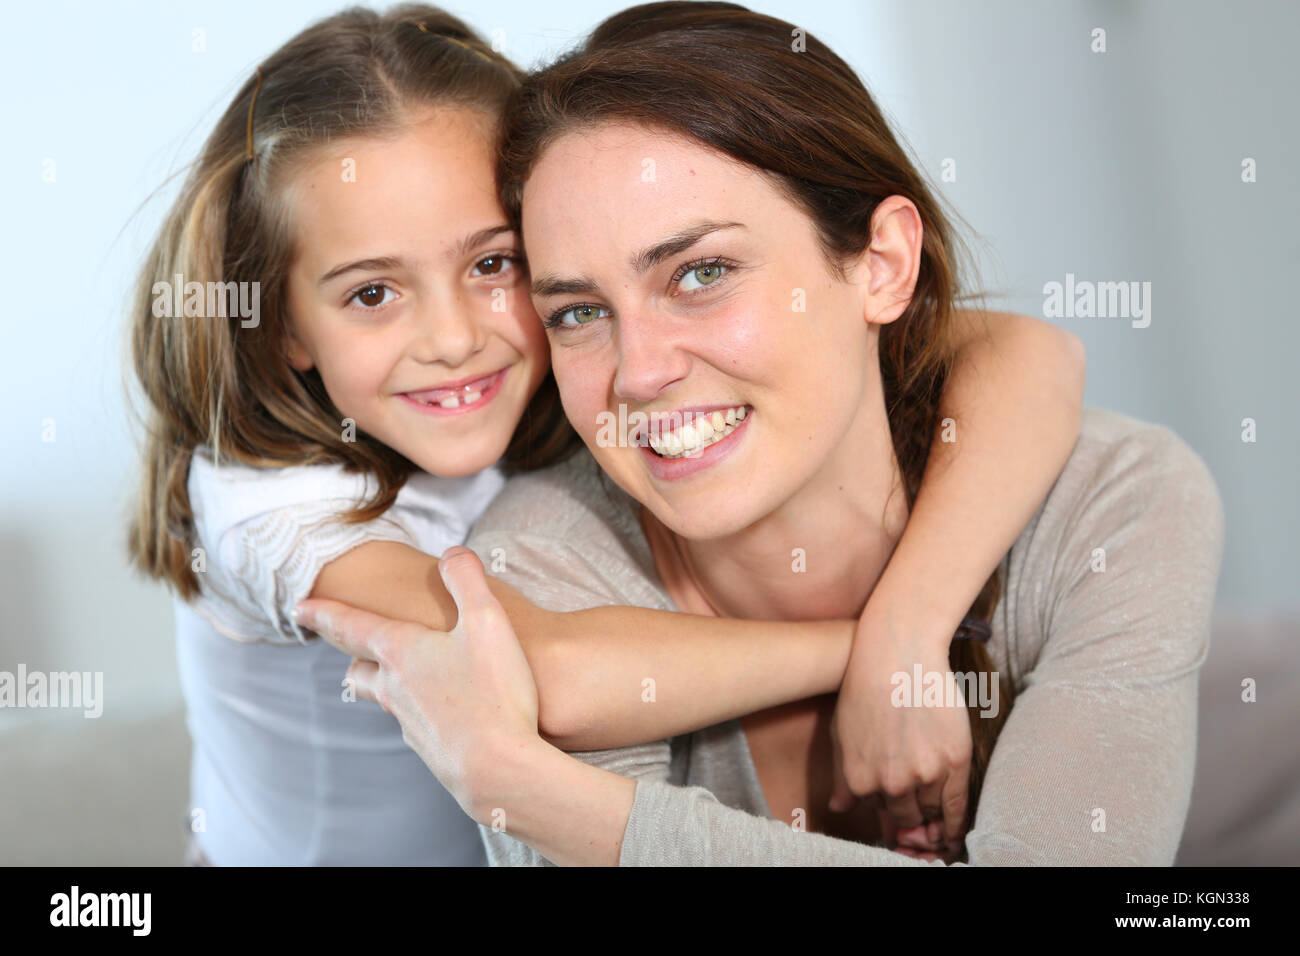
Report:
856,576,971,656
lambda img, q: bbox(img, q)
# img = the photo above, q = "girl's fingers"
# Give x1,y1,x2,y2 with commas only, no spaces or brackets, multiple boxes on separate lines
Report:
827,732,856,813
884,789,924,831
940,759,971,847
917,777,946,827
896,823,940,850
876,805,899,847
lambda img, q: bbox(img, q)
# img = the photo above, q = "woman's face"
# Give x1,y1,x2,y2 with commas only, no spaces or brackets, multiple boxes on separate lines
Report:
284,106,550,478
522,123,907,539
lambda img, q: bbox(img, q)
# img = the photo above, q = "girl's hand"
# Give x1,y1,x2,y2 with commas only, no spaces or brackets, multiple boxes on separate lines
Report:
828,620,971,859
293,546,541,822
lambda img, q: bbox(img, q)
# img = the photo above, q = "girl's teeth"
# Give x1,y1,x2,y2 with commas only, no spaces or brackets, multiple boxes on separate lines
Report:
415,386,489,409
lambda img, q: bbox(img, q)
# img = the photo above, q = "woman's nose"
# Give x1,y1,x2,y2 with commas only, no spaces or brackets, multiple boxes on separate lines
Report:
612,311,690,402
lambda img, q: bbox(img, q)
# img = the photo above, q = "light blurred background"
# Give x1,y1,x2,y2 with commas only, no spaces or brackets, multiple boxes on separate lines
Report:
2,0,1296,865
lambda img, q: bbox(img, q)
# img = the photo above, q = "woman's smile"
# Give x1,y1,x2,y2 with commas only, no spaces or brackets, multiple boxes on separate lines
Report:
637,403,753,480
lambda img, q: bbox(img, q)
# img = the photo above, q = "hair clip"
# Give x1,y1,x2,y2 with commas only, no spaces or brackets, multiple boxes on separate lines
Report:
414,21,496,65
246,67,264,161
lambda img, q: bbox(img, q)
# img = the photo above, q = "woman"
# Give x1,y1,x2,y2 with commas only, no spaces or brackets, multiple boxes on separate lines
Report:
296,2,1223,865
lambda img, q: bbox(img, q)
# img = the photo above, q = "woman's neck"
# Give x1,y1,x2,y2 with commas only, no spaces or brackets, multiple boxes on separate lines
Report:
645,381,909,622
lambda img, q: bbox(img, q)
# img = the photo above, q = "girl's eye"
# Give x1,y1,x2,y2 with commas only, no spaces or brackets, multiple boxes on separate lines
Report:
678,261,727,292
546,304,611,329
349,283,396,309
472,255,518,277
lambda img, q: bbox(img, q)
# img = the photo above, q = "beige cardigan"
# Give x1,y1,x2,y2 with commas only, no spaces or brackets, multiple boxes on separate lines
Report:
467,408,1225,865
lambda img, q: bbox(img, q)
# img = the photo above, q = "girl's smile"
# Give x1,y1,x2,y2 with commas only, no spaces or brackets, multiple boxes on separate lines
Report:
398,366,509,416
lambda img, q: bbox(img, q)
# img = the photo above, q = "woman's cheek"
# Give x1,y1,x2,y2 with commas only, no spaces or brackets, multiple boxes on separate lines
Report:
553,350,610,444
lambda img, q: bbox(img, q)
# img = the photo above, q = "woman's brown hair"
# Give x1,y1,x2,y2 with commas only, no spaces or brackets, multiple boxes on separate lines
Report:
128,4,581,601
497,0,1013,843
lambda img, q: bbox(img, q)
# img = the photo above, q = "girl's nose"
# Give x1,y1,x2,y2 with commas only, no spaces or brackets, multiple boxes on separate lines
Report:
410,291,487,367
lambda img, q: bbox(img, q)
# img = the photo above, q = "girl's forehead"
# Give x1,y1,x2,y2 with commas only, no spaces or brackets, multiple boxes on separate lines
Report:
285,121,509,273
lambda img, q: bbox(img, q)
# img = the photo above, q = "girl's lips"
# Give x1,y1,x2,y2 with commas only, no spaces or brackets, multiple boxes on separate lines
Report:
638,407,753,480
398,367,508,417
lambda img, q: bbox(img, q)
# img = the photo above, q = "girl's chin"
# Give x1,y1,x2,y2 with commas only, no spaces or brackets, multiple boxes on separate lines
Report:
406,437,507,478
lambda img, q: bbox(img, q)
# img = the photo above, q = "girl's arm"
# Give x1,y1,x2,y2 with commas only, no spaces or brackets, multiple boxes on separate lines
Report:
859,308,1086,641
310,540,854,749
312,309,1081,762
829,308,1085,856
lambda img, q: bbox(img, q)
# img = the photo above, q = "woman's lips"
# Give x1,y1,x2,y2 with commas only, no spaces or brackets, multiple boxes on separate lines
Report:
638,406,753,480
398,367,508,416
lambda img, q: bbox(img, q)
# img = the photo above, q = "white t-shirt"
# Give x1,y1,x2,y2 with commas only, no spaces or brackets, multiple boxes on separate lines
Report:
177,446,506,865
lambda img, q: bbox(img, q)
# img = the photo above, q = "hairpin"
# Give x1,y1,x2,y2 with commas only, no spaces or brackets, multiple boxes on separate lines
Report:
415,21,496,65
246,67,264,161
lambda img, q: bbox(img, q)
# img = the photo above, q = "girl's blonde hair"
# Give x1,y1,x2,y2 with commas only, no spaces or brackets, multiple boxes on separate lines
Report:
128,4,580,600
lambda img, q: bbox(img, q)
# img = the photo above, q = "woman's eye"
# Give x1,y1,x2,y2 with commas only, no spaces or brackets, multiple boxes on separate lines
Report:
472,255,517,277
349,283,396,309
678,262,727,292
550,304,611,328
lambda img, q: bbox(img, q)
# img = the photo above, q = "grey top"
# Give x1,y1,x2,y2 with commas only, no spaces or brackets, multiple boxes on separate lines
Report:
465,408,1224,865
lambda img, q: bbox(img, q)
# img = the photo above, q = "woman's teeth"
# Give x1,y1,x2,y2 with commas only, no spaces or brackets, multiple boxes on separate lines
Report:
647,405,748,459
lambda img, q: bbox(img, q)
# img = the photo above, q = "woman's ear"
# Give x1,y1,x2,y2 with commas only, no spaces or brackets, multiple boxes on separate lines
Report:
847,195,923,327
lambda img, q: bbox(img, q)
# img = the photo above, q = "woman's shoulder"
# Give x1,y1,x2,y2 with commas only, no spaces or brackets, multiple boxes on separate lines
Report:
476,448,643,544
1016,406,1225,570
468,449,664,608
1053,408,1223,526
999,407,1225,675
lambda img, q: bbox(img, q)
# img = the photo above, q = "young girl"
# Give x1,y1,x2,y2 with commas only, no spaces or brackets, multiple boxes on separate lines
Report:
128,4,1084,865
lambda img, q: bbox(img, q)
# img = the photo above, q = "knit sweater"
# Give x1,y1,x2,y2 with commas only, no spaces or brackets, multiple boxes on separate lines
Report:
466,408,1224,865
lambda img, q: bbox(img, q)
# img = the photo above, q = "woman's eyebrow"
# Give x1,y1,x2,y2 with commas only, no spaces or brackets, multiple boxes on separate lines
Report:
530,220,746,298
630,220,745,274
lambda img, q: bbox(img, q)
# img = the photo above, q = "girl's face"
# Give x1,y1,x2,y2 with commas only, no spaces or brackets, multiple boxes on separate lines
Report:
283,106,549,478
521,123,913,540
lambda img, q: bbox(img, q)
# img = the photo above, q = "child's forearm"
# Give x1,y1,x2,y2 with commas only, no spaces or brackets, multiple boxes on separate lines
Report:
867,311,1085,646
538,606,855,751
312,541,855,751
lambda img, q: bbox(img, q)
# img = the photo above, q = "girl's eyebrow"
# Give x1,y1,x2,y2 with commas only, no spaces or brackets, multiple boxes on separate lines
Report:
316,226,516,287
530,220,745,298
453,224,516,259
318,256,404,286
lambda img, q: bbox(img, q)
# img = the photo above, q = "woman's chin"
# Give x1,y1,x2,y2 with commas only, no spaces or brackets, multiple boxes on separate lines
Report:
647,494,759,542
